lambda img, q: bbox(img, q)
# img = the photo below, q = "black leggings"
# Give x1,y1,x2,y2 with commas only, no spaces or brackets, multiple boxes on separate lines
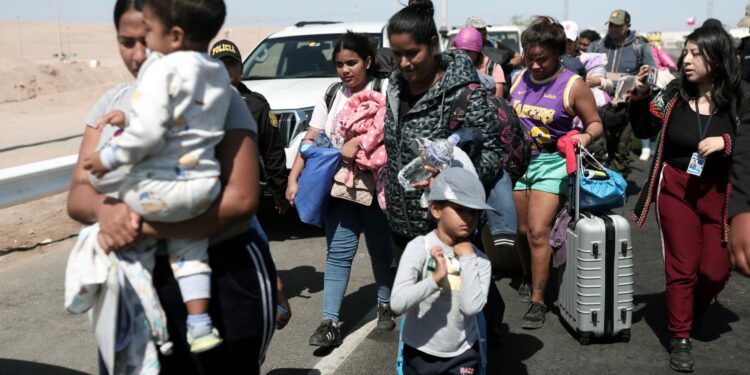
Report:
154,229,278,375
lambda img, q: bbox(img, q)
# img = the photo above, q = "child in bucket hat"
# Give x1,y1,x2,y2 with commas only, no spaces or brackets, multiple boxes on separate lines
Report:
391,167,493,374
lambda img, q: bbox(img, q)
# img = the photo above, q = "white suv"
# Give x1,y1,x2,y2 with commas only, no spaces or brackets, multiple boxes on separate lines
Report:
241,21,389,168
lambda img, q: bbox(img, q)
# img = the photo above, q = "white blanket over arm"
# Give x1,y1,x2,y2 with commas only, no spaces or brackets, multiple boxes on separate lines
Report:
64,224,171,375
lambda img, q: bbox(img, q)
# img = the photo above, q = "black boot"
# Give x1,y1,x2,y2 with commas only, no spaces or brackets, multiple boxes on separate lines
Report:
669,338,695,373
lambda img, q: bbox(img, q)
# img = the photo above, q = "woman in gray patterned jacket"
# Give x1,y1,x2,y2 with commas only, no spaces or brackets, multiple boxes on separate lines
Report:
384,0,503,253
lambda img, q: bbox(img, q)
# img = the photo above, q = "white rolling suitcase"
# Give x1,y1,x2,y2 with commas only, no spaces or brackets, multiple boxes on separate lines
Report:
557,144,634,345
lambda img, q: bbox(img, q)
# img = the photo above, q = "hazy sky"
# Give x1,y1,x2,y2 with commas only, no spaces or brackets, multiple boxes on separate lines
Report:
1,0,747,32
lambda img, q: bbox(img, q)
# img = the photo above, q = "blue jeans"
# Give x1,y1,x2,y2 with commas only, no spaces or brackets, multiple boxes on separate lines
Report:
484,170,517,237
249,215,269,246
323,198,394,322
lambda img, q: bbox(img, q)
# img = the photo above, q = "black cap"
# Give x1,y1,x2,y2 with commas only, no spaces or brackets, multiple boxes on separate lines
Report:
210,39,242,62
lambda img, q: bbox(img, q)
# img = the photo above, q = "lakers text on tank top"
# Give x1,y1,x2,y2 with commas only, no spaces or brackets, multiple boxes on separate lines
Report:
509,66,579,155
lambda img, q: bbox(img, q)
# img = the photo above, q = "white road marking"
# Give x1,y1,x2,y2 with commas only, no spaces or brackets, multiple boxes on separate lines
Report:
308,308,378,375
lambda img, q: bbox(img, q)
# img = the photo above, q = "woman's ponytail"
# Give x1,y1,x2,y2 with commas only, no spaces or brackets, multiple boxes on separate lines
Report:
407,0,434,17
387,0,438,46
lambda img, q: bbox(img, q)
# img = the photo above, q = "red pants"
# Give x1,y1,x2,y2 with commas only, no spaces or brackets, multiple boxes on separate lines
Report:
657,164,731,339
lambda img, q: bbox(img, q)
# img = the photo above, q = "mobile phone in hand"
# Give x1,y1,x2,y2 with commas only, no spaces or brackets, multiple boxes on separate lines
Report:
646,67,657,86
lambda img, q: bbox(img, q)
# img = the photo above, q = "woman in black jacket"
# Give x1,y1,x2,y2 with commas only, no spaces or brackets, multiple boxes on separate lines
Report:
384,0,502,249
629,26,747,373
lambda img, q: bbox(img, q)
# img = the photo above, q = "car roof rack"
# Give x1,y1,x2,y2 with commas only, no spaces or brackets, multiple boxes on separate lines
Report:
294,21,342,27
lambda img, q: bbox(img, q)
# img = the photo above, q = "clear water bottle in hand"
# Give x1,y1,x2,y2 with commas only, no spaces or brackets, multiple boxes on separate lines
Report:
398,134,460,190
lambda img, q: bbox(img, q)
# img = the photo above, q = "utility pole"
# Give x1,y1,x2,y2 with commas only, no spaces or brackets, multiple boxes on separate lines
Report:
563,0,569,21
355,2,359,22
16,17,23,59
66,25,72,58
707,0,714,19
56,0,64,60
440,0,448,35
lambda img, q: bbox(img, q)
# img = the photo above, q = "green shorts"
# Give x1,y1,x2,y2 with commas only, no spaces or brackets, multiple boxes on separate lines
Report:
513,152,569,195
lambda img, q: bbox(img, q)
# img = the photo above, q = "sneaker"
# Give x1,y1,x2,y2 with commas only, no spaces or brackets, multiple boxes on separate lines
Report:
518,282,532,303
309,319,342,347
187,328,223,353
521,302,546,330
377,302,396,331
639,148,651,161
670,338,695,372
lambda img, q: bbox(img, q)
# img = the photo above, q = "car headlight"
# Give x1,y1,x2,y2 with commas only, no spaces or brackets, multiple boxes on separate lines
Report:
297,107,314,132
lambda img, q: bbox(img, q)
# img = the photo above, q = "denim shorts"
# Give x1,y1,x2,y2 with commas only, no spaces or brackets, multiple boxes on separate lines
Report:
484,170,517,237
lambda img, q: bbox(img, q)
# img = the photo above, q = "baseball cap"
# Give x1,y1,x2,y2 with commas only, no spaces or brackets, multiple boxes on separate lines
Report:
209,39,242,63
607,9,631,26
465,16,488,29
428,167,495,211
561,20,579,42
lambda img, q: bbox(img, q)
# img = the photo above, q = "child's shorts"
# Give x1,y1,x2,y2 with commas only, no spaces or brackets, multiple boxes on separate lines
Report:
513,151,568,196
402,344,479,375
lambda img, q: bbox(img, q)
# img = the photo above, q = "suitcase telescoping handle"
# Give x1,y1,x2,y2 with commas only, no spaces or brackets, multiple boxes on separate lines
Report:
570,142,583,222
569,143,606,221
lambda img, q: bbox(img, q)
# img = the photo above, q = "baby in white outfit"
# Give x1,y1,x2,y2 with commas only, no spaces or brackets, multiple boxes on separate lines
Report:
83,0,231,354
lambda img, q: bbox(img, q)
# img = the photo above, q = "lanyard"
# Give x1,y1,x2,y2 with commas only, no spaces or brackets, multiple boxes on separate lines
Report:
694,99,714,141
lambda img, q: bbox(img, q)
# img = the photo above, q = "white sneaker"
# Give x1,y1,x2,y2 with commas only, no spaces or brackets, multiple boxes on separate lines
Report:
187,328,223,353
639,148,651,161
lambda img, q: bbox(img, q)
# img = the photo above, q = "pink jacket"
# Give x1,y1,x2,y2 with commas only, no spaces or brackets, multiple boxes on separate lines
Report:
337,90,388,209
650,46,677,71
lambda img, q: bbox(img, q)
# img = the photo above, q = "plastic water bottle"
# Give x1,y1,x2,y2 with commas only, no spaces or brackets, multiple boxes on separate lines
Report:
398,134,460,190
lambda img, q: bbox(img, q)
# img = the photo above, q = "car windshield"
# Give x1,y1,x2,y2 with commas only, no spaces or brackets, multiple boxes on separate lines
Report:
489,31,521,52
242,33,382,80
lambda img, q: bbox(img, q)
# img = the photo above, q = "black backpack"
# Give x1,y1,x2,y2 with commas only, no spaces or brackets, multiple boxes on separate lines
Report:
374,47,395,79
482,45,515,77
449,83,531,182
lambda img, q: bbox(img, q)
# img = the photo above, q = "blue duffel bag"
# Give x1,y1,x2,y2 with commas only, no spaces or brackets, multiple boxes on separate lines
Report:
575,147,627,212
295,133,341,227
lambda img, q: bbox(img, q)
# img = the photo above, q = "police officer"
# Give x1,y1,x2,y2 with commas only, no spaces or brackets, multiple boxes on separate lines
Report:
210,39,289,214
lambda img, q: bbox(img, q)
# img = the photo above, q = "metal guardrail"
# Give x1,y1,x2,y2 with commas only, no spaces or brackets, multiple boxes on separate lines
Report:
0,154,77,209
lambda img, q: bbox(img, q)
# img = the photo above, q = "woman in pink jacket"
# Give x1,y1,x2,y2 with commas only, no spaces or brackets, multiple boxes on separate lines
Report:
285,31,395,348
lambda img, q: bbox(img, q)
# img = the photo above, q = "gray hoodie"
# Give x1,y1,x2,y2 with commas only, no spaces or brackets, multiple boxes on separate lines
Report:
588,31,656,75
587,31,656,96
391,231,492,357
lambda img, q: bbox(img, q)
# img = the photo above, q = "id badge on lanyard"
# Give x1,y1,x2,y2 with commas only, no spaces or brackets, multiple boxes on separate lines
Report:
687,100,713,177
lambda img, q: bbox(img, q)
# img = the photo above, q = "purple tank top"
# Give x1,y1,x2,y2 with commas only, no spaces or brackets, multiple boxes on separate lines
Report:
509,67,579,155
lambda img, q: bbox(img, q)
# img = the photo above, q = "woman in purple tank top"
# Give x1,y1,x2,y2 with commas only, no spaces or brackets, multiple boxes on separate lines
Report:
509,17,603,330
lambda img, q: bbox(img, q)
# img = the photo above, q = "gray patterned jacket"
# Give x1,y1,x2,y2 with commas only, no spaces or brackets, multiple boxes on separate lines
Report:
384,50,502,238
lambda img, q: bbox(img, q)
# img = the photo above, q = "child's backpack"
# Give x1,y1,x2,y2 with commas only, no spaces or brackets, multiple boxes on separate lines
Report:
449,83,532,182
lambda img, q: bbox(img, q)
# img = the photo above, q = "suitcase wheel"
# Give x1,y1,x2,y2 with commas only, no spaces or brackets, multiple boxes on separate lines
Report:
578,332,591,345
621,329,631,343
